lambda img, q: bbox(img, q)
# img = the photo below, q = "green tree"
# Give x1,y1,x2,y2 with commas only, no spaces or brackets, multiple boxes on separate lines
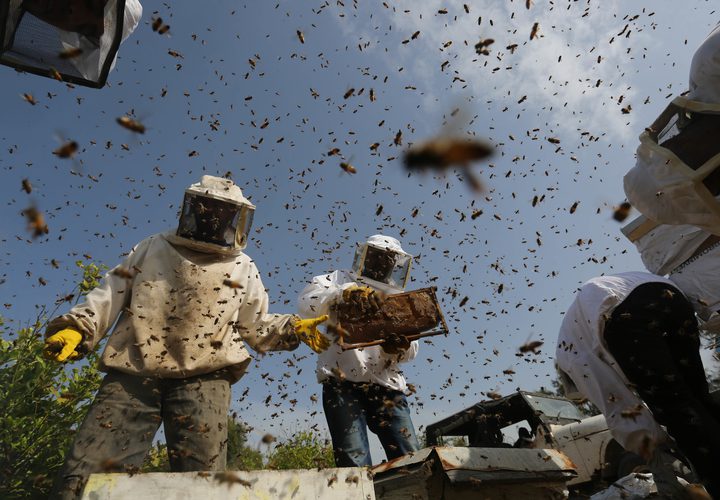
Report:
0,260,106,499
226,417,263,470
141,442,171,473
140,417,264,472
266,431,335,470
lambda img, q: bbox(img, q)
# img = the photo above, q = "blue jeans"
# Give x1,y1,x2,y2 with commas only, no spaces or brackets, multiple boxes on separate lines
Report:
322,379,420,467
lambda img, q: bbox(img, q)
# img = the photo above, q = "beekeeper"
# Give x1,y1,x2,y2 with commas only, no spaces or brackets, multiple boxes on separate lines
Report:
615,25,720,496
619,16,720,393
44,175,329,499
556,271,720,498
624,23,720,234
297,235,420,467
1,0,142,87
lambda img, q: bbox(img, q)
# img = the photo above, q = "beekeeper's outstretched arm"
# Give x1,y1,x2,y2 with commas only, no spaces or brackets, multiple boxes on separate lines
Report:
44,237,152,361
241,262,329,354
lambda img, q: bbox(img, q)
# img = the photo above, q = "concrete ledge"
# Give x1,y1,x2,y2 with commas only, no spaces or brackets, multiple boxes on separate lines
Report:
82,468,375,500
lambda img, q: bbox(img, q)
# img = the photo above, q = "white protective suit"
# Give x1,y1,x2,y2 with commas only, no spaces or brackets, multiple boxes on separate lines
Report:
65,0,143,81
47,179,298,382
555,272,676,456
3,0,142,83
624,23,720,234
297,236,418,392
632,222,720,332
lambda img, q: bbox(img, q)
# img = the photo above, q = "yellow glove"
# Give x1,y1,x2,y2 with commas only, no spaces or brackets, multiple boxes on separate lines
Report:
293,315,331,353
44,328,82,362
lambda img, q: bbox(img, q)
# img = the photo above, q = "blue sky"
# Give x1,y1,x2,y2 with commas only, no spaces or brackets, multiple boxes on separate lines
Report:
1,0,718,460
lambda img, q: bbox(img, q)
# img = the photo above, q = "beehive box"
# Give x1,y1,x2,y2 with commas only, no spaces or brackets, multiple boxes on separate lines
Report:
334,287,447,344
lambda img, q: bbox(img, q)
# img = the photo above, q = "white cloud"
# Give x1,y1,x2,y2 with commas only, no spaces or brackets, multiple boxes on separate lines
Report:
333,0,652,141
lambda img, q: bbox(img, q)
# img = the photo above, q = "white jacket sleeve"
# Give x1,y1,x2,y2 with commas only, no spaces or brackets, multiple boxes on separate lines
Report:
45,237,151,354
297,272,350,319
234,262,299,354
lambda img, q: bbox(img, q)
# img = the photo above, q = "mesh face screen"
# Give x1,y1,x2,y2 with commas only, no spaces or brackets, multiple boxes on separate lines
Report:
177,193,253,248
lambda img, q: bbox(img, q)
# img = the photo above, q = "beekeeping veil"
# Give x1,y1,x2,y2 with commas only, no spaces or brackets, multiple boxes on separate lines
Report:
169,175,255,256
351,235,412,291
624,23,720,235
0,0,142,88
